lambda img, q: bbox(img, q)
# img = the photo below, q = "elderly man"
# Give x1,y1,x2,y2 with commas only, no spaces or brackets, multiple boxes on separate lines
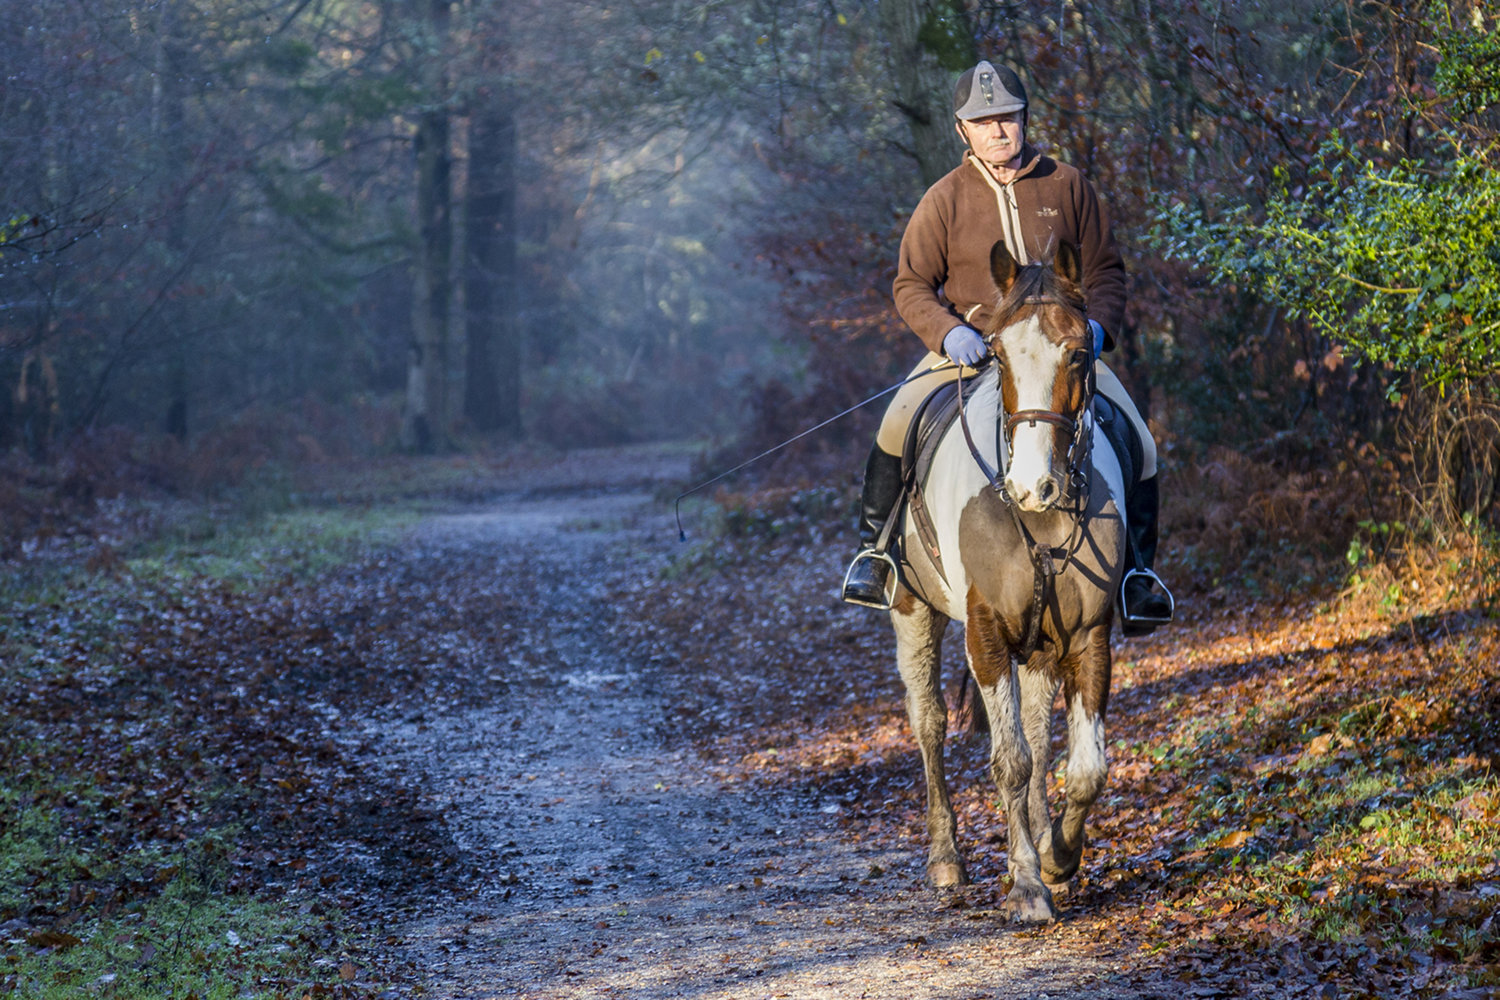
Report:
842,60,1173,630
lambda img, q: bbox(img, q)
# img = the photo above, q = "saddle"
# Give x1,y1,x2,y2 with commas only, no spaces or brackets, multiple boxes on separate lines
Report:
891,379,1146,584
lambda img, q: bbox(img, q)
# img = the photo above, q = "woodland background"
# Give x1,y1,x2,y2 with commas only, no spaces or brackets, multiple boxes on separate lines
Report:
4,0,1498,568
4,3,1500,997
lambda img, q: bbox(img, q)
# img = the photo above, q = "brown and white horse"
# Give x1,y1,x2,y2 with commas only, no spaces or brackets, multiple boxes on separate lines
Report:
890,240,1125,923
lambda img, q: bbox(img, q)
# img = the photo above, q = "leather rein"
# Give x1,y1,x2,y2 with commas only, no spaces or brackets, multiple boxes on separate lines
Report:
955,296,1095,658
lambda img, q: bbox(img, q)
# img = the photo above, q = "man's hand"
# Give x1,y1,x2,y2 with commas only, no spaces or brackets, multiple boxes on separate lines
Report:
943,325,989,366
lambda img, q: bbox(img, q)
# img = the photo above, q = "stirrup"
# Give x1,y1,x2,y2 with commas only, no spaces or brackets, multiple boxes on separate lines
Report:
1119,567,1175,632
841,549,900,611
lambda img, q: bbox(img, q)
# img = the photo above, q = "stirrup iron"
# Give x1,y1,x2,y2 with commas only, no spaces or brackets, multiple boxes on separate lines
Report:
841,548,900,611
1119,567,1174,627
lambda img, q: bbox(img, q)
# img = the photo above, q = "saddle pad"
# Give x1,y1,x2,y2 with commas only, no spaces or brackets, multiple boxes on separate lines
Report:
899,378,976,582
1093,393,1144,494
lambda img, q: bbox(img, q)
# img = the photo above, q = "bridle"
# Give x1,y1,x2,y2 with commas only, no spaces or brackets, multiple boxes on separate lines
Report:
956,292,1096,658
958,294,1095,509
1003,401,1093,504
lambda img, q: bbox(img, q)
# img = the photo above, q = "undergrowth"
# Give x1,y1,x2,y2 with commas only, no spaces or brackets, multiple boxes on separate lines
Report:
640,438,1500,997
0,499,422,998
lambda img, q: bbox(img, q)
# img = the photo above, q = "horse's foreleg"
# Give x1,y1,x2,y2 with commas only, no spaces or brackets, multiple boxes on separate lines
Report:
891,598,964,887
1044,624,1112,884
967,602,1055,923
1019,662,1061,869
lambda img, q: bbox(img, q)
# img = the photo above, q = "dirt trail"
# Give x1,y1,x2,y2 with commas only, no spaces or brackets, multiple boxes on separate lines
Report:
363,447,1144,999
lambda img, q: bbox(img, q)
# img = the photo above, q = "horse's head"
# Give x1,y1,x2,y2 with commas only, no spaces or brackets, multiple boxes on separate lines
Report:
982,241,1092,513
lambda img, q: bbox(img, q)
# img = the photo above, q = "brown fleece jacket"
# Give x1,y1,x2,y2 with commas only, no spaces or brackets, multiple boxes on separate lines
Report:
893,145,1127,355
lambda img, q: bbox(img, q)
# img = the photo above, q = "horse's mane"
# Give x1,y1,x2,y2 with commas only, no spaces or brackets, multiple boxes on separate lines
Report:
989,259,1087,339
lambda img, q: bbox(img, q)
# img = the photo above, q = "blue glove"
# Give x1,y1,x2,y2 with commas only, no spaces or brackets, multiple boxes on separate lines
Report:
1087,319,1106,359
943,324,988,366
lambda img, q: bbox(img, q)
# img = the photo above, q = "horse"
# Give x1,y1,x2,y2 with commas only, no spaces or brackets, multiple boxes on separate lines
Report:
889,239,1126,923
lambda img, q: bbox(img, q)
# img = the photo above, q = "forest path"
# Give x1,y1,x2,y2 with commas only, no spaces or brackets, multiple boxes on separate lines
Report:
364,446,1143,999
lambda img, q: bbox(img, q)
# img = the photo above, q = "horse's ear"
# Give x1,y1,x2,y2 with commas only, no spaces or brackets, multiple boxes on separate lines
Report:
1054,241,1083,285
990,241,1020,293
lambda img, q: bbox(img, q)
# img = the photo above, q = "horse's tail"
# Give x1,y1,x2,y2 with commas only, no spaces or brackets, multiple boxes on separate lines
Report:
955,672,989,738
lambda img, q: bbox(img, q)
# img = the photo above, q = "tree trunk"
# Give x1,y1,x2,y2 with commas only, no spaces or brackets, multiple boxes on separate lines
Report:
403,0,454,452
463,98,521,437
154,0,191,441
876,0,969,187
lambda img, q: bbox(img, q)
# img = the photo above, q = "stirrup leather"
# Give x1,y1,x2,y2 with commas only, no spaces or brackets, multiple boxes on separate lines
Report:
841,548,900,610
1119,567,1175,626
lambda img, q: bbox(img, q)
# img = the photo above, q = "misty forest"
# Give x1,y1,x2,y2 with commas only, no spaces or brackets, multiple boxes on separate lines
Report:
3,0,1499,998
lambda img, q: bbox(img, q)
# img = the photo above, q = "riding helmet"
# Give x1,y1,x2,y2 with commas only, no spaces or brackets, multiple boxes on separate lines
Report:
953,61,1028,120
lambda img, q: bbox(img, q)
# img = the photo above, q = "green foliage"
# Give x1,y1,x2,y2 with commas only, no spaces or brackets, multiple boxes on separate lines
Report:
1155,137,1500,393
917,0,975,72
0,214,31,248
1434,14,1500,116
0,819,332,998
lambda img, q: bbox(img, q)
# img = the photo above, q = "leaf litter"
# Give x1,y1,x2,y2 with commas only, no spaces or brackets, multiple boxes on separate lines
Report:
1,443,1495,999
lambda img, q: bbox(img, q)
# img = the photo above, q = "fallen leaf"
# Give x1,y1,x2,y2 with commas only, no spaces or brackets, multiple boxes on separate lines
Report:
1453,790,1498,823
27,930,82,951
1213,830,1252,850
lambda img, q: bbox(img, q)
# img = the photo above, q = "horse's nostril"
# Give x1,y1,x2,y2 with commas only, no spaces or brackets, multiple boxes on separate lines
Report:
1038,481,1057,504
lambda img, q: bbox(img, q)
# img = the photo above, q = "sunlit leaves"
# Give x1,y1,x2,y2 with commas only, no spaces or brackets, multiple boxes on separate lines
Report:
1155,138,1500,392
623,481,1500,997
1434,13,1500,116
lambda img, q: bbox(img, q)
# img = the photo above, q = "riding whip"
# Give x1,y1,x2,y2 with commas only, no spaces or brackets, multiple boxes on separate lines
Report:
672,359,959,541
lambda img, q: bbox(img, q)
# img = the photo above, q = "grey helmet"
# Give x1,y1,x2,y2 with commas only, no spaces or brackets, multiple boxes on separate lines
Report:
953,61,1028,120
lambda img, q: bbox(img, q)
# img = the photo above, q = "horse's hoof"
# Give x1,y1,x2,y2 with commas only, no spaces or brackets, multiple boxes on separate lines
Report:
1001,882,1056,924
927,861,969,888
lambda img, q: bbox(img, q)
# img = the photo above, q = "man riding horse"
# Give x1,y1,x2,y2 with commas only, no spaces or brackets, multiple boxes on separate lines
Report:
842,60,1173,630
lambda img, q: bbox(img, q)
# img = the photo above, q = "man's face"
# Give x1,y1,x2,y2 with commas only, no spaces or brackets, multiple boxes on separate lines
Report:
958,111,1025,169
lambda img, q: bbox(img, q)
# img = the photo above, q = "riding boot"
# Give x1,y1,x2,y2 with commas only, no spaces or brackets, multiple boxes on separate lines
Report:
1122,475,1174,630
842,445,905,608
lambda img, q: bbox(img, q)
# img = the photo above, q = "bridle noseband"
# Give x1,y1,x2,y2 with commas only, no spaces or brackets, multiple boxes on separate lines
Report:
988,295,1095,507
1004,407,1076,438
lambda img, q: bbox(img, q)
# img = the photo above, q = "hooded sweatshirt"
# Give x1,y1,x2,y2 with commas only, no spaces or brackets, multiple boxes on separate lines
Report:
893,144,1127,355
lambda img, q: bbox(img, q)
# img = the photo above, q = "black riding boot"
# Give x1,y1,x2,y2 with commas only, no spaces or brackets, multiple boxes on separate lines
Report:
1121,474,1174,631
842,445,905,608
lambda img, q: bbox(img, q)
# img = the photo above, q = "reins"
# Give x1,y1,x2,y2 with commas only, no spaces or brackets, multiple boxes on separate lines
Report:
955,308,1095,660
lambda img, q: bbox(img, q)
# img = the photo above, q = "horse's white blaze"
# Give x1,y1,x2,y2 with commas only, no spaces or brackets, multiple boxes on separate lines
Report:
1066,691,1107,801
998,318,1068,511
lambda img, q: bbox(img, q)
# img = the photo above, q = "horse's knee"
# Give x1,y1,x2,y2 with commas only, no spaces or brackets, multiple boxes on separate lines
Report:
990,742,1032,792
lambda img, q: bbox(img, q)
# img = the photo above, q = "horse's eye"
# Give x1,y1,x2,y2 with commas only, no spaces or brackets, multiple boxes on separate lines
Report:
1070,349,1092,368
